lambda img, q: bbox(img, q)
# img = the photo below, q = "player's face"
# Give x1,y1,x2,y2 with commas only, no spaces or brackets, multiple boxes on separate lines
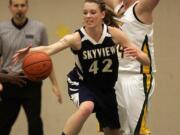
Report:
9,0,28,21
83,2,105,28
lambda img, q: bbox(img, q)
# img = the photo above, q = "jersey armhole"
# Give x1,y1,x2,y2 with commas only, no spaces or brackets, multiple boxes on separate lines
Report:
71,29,83,54
133,3,145,24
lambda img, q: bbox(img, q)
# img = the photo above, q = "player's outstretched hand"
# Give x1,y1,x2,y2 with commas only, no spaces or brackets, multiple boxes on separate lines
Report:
12,45,32,64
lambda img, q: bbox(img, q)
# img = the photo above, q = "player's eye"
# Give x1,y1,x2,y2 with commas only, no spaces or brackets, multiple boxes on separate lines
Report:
90,10,97,15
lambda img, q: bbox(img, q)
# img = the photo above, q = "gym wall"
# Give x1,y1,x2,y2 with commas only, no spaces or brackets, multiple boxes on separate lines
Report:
0,0,180,135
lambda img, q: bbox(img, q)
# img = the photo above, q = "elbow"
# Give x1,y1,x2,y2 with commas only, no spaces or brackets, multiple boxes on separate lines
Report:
145,58,150,66
143,54,151,66
137,53,150,66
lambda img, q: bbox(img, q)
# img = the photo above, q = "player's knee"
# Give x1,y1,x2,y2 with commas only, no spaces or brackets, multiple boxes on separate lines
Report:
79,101,94,117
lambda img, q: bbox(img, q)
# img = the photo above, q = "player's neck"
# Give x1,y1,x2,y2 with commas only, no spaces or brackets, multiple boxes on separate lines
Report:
85,24,103,42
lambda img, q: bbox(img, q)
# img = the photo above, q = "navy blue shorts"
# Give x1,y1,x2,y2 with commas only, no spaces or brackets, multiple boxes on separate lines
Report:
67,69,120,129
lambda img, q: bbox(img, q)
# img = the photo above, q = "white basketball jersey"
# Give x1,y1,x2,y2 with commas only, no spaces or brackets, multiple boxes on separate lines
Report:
115,1,156,73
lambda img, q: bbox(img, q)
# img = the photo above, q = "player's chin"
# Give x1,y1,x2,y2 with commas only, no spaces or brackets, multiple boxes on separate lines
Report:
85,22,95,28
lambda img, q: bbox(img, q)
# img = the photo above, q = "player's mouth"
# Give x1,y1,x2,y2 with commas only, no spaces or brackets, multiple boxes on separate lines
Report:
85,20,94,25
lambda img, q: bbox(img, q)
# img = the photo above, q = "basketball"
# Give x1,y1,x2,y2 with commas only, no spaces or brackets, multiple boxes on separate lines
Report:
22,51,52,81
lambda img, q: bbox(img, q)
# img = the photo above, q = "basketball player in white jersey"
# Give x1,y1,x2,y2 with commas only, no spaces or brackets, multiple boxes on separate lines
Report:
103,0,160,135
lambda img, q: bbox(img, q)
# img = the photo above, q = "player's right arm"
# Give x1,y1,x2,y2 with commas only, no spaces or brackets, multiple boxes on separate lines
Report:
135,0,160,24
103,0,121,9
137,0,160,13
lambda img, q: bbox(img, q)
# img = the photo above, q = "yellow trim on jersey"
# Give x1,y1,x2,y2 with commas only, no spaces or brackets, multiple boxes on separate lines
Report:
139,74,152,134
141,36,152,74
140,106,151,134
146,74,152,92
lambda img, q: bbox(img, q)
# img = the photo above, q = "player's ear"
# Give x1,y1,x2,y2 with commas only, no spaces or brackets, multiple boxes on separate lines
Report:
101,10,106,19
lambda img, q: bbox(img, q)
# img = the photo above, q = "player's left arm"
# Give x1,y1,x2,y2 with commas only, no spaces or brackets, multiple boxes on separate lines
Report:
136,0,160,23
109,26,150,65
40,25,62,103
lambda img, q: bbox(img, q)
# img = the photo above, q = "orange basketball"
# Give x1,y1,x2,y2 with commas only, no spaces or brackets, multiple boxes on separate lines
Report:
22,51,52,81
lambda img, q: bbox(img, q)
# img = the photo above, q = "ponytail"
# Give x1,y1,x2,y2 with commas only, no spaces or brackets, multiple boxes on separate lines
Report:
103,9,119,28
